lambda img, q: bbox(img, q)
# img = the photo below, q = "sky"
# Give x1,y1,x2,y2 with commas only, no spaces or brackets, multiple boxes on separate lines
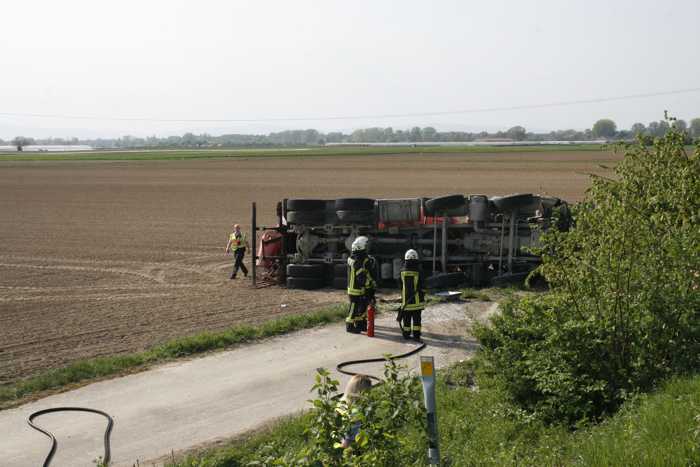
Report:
1,0,699,139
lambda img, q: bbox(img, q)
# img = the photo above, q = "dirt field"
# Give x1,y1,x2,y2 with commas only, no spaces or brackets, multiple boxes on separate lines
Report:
0,150,617,383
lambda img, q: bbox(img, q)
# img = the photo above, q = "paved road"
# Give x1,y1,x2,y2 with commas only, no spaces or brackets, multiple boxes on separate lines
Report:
1,301,493,466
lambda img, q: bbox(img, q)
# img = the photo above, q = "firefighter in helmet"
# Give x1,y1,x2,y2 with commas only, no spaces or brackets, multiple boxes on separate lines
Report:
398,249,426,341
346,236,376,334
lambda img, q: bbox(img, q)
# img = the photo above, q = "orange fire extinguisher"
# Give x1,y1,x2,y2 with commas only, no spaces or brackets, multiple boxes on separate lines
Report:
367,302,375,337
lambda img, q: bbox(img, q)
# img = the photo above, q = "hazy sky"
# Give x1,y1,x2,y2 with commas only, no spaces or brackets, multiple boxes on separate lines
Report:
1,0,699,139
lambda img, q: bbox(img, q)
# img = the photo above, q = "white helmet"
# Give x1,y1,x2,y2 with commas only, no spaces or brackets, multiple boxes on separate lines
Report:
351,236,369,252
404,249,419,261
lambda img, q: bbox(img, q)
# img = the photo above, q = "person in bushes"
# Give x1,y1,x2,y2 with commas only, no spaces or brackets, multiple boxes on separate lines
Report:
398,249,426,341
337,374,373,449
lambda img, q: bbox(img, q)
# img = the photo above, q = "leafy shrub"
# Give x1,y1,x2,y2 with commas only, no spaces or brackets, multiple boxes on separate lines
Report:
251,360,425,466
476,121,700,424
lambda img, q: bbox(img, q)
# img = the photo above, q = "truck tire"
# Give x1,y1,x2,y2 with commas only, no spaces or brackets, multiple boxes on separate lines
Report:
332,276,348,290
425,272,467,289
286,276,325,290
286,263,326,279
424,195,466,215
335,198,375,211
336,210,375,224
286,210,325,225
286,199,327,212
491,194,535,213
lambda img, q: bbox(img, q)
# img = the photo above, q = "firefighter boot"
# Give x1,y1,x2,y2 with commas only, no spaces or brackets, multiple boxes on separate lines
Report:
346,321,361,334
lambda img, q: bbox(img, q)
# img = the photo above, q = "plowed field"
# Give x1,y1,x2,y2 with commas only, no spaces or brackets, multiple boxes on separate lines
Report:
0,150,617,382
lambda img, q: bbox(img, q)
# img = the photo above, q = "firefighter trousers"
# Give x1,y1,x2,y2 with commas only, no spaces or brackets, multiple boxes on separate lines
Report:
346,295,369,333
400,308,422,339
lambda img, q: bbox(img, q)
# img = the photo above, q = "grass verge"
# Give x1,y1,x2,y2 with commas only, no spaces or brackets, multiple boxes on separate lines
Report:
167,358,700,466
0,304,346,410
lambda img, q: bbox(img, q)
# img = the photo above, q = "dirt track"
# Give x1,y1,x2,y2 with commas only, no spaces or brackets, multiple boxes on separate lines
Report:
0,151,617,382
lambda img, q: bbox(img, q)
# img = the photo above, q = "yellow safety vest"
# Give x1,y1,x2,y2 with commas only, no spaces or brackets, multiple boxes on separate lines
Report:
229,232,247,251
347,256,376,297
401,270,425,311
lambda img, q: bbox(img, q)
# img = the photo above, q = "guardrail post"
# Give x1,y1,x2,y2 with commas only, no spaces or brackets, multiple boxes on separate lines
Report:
420,355,440,465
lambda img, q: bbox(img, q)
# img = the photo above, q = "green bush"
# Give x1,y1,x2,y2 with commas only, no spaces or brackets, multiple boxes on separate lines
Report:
476,122,700,424
249,361,425,466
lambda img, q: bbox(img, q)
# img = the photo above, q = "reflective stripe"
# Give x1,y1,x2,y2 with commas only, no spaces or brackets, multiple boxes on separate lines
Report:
401,270,424,311
347,257,375,296
229,232,247,251
347,266,366,296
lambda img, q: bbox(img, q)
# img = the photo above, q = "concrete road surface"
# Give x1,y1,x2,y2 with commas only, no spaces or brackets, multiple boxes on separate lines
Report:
1,301,494,466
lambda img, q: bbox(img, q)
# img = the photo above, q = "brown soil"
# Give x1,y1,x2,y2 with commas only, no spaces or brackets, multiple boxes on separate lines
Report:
0,150,617,382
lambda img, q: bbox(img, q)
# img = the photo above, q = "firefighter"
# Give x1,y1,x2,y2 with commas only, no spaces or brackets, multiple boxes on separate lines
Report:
346,236,376,334
398,249,426,341
225,224,249,279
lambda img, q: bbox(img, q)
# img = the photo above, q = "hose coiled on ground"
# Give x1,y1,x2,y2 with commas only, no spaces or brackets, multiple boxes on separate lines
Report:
27,406,114,467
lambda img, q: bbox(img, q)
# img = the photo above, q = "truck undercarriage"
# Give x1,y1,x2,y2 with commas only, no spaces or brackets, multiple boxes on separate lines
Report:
252,193,570,290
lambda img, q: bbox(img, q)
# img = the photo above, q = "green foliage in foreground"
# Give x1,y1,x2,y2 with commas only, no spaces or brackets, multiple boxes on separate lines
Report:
0,144,605,161
169,359,700,467
477,126,700,424
0,304,346,408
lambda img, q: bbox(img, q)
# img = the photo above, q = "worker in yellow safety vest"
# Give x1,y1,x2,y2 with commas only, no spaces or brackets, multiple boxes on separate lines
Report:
225,224,250,279
346,236,376,334
398,249,426,341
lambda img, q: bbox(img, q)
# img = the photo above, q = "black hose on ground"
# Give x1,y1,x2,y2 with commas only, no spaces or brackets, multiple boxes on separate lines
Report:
27,406,114,467
336,341,427,383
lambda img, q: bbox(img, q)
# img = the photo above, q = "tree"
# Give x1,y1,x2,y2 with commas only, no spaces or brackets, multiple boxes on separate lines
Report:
421,127,437,142
631,122,646,137
506,125,527,141
409,127,422,142
12,136,34,151
672,119,687,132
383,127,394,142
690,118,700,138
592,119,617,139
647,121,660,137
325,132,344,143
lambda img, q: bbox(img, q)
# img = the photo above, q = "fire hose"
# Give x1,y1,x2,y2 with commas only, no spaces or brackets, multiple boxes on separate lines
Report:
336,342,426,383
27,406,114,467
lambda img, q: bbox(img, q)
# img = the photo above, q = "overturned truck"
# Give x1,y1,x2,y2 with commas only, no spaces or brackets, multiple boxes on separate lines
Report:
253,193,570,290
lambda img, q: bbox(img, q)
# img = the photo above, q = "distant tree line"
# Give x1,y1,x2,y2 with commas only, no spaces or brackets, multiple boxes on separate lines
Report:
3,118,700,149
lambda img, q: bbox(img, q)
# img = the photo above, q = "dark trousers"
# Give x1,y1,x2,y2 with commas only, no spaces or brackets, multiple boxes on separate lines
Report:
346,295,369,333
400,309,422,339
231,248,248,278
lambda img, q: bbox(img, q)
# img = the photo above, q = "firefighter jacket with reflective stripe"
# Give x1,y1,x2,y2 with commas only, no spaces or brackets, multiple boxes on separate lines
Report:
229,232,247,251
347,254,376,297
401,268,426,311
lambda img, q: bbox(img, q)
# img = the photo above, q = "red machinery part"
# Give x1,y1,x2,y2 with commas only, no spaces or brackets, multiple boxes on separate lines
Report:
256,229,283,270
